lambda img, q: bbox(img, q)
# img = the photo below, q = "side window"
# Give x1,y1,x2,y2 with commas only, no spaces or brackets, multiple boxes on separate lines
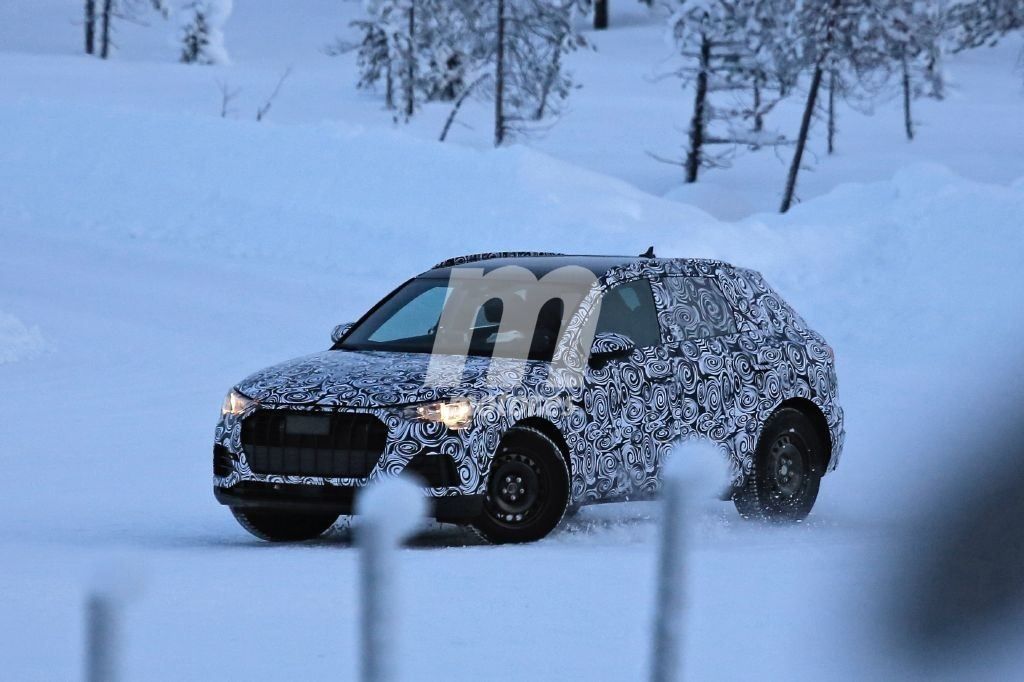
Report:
661,276,737,342
595,279,662,347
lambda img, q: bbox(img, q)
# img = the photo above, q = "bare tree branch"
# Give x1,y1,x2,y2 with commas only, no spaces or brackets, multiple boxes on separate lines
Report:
255,67,293,122
216,79,241,118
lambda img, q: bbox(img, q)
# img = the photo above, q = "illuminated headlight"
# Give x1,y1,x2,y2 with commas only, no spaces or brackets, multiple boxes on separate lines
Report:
404,399,475,430
221,389,255,416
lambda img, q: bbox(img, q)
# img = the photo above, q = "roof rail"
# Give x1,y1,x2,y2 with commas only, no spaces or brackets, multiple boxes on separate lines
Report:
431,251,566,270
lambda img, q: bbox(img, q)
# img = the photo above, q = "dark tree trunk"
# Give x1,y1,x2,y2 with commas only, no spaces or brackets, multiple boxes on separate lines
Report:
440,75,487,142
534,38,562,121
780,65,824,213
594,0,608,30
752,73,763,133
902,53,914,140
85,0,96,54
99,0,113,59
926,54,943,99
827,69,836,154
684,34,711,183
494,0,507,146
385,63,394,110
405,1,416,119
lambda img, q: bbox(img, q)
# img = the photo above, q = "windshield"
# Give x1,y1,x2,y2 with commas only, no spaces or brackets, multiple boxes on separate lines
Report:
339,274,592,361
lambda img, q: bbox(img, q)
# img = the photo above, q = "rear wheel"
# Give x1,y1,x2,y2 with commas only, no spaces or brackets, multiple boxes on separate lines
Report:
734,407,822,521
472,426,570,544
231,508,338,542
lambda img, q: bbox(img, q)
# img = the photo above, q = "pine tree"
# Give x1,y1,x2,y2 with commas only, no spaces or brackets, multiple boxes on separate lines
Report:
90,0,169,60
180,7,210,63
948,0,1024,51
348,19,395,109
873,1,947,141
779,0,889,212
347,0,434,121
179,1,232,65
347,1,584,141
425,0,582,143
487,0,585,145
668,0,791,183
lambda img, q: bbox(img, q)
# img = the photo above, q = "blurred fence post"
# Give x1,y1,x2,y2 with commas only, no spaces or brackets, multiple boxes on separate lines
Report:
84,561,143,682
85,590,118,682
357,477,426,682
648,441,727,682
359,517,389,682
650,476,686,682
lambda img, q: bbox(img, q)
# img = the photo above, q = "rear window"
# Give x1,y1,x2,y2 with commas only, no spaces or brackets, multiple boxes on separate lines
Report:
661,276,737,341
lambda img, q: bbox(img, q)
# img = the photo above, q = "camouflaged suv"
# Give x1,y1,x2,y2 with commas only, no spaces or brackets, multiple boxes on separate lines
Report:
214,251,843,543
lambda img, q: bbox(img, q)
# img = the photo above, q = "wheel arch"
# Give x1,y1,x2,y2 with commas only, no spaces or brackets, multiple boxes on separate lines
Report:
777,397,833,473
510,417,572,479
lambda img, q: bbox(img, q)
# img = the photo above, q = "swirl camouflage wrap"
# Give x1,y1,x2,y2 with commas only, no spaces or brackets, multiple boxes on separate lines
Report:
214,253,844,511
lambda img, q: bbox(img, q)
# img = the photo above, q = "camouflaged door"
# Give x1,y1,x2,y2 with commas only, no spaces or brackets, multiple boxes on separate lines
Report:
654,275,748,482
579,277,674,501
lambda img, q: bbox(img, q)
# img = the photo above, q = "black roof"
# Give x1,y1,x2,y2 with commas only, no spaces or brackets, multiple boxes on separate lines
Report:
426,252,650,277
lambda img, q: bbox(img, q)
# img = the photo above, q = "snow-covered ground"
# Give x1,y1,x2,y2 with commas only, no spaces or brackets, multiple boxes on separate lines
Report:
1,1,1023,680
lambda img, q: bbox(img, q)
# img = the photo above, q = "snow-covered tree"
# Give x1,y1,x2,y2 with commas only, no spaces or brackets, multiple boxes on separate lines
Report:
179,0,232,65
85,0,168,59
487,0,586,145
387,0,420,120
345,0,584,142
779,0,890,212
346,0,450,120
873,1,947,140
344,13,395,109
667,0,792,183
947,0,1024,51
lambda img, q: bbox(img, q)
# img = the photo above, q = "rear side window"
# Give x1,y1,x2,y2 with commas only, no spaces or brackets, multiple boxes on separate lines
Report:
595,279,662,347
661,276,737,342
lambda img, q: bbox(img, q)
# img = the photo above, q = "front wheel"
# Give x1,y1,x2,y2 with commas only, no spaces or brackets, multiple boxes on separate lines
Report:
472,426,570,544
231,508,338,542
734,407,823,521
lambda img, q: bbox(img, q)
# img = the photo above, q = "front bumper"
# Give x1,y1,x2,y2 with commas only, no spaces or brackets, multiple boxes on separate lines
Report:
213,403,500,503
214,482,484,523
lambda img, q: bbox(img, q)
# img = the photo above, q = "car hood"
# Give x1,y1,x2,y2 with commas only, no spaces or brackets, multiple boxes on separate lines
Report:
235,349,554,408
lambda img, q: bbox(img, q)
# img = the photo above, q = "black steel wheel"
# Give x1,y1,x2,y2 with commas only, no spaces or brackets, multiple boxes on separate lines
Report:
734,407,823,521
231,508,338,542
472,426,570,544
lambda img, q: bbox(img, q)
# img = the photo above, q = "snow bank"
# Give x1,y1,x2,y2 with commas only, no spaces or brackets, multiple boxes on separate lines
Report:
0,99,717,281
0,312,48,364
2,98,1020,377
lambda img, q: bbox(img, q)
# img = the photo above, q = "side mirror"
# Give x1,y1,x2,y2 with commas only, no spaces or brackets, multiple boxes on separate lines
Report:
589,332,635,366
331,322,355,344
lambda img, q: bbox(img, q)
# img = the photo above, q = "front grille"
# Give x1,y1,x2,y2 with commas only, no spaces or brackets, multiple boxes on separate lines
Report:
241,410,388,478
